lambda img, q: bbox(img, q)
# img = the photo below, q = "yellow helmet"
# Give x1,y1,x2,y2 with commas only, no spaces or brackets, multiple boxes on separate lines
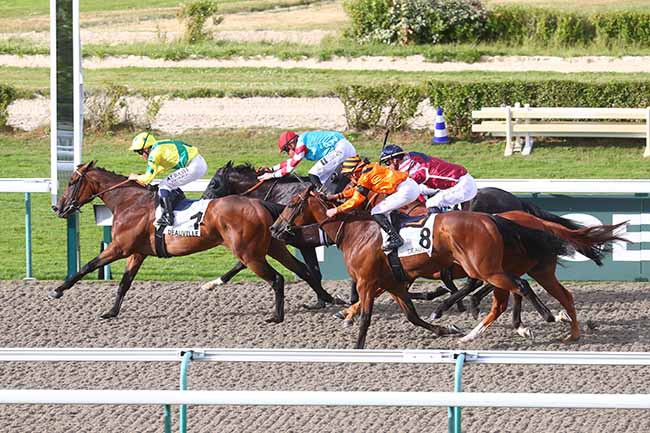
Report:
340,155,365,175
129,132,156,152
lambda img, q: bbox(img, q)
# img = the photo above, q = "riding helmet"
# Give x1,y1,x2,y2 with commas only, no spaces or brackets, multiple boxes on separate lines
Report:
340,155,365,175
129,132,156,151
278,131,298,152
379,144,405,164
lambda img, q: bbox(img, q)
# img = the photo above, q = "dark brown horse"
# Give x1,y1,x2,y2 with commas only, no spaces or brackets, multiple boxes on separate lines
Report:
50,161,333,323
271,186,575,348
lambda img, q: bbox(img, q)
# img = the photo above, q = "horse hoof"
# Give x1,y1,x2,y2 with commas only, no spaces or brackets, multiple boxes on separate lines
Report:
556,311,572,323
446,324,463,335
429,311,442,321
265,316,283,324
48,290,63,299
459,334,474,343
303,300,326,310
516,327,533,339
99,312,117,320
456,300,467,313
342,319,354,328
200,278,223,290
333,310,346,320
334,296,349,306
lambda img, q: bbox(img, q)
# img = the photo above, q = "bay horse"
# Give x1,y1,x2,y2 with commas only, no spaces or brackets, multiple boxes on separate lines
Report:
50,161,334,323
271,186,574,348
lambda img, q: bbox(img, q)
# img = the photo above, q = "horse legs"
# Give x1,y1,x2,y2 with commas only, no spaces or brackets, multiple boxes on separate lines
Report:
511,293,534,339
350,280,359,305
460,273,552,342
100,254,146,319
469,283,492,319
268,240,343,309
460,288,510,342
429,278,483,320
49,245,126,299
389,287,460,337
528,267,580,342
200,261,247,290
239,253,285,323
355,282,376,349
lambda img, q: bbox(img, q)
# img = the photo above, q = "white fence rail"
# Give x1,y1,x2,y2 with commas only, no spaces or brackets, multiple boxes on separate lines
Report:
1,348,650,412
3,389,650,409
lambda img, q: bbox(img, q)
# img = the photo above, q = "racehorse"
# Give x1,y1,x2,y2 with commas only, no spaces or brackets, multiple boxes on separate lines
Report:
270,186,574,348
336,209,626,341
50,161,335,323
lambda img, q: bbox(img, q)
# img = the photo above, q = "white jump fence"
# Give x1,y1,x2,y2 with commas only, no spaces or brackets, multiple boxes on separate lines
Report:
2,348,650,433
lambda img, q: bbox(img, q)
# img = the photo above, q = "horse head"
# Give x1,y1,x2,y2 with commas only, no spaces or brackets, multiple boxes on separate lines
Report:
270,184,316,240
52,160,99,218
202,160,234,199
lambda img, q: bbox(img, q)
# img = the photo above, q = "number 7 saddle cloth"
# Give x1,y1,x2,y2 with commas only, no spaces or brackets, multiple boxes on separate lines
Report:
154,199,211,237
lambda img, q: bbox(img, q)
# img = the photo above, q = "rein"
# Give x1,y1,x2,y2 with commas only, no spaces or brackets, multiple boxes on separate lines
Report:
85,179,132,203
309,192,346,245
242,180,265,196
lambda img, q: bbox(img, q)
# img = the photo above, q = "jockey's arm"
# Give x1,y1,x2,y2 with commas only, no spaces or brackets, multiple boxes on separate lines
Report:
336,186,369,213
419,184,440,196
270,144,306,177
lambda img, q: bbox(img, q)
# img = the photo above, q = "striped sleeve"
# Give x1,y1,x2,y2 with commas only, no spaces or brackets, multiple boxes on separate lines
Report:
271,143,306,177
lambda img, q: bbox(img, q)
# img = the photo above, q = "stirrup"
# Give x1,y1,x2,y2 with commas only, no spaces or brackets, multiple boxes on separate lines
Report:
382,238,404,251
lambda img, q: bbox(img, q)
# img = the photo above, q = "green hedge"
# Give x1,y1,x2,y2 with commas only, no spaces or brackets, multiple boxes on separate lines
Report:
0,84,17,129
486,7,650,47
345,0,650,47
336,80,650,136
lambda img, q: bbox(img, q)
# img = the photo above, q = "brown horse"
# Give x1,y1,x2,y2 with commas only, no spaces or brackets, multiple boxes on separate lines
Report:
50,161,334,323
271,186,575,348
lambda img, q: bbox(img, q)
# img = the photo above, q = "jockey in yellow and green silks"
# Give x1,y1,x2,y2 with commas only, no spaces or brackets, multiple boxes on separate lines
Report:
128,132,207,227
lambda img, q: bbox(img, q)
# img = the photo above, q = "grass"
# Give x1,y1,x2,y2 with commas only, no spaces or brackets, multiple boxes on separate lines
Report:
1,128,648,281
485,0,650,12
4,66,650,98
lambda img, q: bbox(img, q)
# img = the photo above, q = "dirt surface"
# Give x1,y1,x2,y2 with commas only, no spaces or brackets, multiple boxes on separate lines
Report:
1,279,650,432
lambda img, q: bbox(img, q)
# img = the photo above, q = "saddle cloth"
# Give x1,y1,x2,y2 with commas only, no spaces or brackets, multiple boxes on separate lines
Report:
381,213,437,257
154,199,210,237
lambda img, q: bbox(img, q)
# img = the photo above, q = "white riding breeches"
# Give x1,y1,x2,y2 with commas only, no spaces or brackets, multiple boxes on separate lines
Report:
159,155,208,192
308,138,357,185
425,173,477,209
371,178,421,215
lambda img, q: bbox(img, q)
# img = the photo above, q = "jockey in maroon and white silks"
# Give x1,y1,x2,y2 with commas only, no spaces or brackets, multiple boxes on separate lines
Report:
380,146,477,211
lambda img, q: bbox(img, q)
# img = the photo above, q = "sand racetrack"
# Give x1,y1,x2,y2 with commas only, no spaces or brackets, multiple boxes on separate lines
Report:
1,279,650,432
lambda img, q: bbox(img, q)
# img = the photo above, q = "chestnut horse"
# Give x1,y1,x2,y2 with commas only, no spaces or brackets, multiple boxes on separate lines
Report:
271,186,573,348
50,161,334,323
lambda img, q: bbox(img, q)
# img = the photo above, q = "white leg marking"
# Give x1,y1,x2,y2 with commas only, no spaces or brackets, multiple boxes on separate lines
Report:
516,326,534,339
459,321,488,343
556,310,572,323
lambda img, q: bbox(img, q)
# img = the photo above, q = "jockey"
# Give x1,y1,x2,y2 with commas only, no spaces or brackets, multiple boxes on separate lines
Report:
257,130,357,192
379,144,477,213
325,155,420,251
128,132,208,227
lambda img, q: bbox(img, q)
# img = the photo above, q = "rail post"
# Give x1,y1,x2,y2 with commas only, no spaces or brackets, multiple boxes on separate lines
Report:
448,352,466,433
179,351,193,433
24,192,34,280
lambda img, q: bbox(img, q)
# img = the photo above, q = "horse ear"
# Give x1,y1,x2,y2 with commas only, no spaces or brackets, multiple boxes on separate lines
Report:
226,160,233,168
90,160,97,168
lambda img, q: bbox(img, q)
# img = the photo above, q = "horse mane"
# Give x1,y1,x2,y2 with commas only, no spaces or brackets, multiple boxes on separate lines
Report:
91,165,155,193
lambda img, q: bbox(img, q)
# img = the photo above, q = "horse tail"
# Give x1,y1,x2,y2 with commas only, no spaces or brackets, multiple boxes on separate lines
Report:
533,220,629,266
490,214,571,264
519,199,583,230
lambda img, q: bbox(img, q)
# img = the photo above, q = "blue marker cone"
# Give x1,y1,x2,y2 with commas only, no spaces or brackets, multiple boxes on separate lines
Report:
432,106,449,144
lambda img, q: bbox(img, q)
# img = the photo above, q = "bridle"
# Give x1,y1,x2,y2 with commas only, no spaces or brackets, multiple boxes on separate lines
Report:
275,186,345,245
57,165,130,216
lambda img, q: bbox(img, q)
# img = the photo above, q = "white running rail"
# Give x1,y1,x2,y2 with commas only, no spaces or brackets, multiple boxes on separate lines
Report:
1,348,649,409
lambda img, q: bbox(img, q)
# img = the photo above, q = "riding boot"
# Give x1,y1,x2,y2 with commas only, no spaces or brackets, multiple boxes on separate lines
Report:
373,213,404,251
157,196,175,227
428,205,443,214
